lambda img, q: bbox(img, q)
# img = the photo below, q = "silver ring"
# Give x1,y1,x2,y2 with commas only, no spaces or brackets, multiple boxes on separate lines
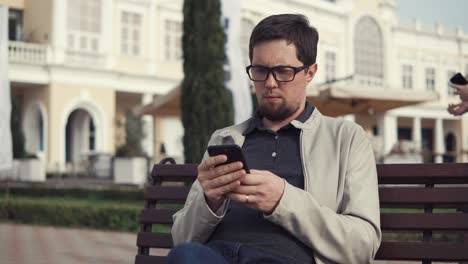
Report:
245,195,249,203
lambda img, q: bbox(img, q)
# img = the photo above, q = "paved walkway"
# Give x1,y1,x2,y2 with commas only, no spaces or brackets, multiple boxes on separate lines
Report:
0,223,140,264
1,223,457,264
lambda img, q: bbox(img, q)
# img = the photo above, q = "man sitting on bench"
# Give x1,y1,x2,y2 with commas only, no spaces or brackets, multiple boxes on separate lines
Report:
168,14,381,264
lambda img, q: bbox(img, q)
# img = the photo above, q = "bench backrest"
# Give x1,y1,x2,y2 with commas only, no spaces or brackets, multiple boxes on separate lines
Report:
135,161,468,264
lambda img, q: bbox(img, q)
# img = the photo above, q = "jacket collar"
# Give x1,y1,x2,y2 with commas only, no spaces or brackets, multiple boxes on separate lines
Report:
218,102,323,142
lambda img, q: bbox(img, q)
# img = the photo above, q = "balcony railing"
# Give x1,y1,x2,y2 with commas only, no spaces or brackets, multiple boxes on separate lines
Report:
8,41,48,65
65,50,106,68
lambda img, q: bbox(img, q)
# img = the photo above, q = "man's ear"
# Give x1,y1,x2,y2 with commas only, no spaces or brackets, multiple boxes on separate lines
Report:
306,64,318,82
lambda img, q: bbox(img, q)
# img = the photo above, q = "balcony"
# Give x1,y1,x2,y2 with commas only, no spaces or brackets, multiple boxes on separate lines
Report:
8,41,49,65
8,41,106,68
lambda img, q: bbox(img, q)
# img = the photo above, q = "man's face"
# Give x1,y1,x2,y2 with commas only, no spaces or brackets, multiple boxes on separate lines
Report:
251,39,317,121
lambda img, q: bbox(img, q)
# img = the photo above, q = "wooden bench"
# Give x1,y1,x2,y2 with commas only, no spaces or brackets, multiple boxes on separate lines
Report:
135,159,468,264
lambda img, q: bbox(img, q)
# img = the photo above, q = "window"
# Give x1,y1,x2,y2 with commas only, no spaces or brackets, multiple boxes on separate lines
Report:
8,9,23,41
164,20,182,61
121,11,142,56
325,51,336,82
447,70,456,96
89,118,95,150
67,0,102,52
402,65,413,89
354,16,384,87
425,67,436,91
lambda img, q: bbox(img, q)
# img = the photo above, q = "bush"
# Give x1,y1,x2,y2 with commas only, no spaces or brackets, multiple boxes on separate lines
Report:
0,186,144,202
0,198,141,232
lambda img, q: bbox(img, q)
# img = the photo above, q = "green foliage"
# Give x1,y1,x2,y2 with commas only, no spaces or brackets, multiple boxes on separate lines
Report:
1,186,143,202
116,111,146,157
0,197,140,232
10,96,26,159
181,0,234,163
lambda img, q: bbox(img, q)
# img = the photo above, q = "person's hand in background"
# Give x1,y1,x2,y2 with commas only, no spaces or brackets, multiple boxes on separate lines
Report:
447,101,468,116
450,82,468,101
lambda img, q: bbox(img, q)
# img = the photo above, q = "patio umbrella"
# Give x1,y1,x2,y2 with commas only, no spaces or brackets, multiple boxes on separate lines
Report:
308,85,439,117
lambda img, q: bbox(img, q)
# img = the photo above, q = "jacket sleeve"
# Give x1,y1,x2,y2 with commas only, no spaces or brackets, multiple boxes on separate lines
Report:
171,180,226,244
264,129,382,264
171,131,226,245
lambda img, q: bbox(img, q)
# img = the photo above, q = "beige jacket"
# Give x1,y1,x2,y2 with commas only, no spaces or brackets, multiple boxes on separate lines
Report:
172,109,381,264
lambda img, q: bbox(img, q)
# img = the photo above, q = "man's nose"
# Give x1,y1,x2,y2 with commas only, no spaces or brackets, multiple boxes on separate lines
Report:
265,72,278,89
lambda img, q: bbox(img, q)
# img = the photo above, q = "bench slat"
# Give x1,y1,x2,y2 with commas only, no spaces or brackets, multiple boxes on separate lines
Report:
381,213,468,231
140,209,177,224
377,163,468,177
137,233,173,248
135,255,166,264
379,187,468,205
377,163,468,185
375,241,468,260
152,164,197,182
144,186,191,202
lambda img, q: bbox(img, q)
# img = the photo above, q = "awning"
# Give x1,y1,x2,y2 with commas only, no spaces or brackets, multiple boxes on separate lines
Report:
308,85,439,117
135,86,181,116
137,84,440,118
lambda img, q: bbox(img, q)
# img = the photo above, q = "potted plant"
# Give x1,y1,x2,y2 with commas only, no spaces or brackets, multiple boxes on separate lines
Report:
113,110,148,185
11,96,45,182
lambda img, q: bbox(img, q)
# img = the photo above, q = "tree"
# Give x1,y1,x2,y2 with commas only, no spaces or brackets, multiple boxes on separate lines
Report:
181,0,233,163
115,111,146,157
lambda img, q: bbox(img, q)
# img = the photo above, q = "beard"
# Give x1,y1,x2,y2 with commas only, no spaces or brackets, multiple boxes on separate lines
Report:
258,100,299,121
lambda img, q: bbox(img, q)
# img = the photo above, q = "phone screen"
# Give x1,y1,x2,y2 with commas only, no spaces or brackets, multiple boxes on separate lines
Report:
207,144,250,173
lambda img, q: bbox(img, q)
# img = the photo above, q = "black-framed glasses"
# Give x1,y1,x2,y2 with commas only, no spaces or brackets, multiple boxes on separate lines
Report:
246,65,310,82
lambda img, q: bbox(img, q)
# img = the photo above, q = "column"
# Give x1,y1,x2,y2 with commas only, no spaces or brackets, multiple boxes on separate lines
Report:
462,117,468,162
378,113,398,157
434,118,444,163
412,117,422,151
147,0,157,75
142,94,154,158
51,0,67,64
102,0,114,69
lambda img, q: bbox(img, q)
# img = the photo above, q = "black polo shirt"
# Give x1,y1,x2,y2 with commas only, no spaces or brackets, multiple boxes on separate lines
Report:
208,102,316,264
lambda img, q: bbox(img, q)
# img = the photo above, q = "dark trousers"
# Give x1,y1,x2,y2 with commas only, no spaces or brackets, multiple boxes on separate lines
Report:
166,241,302,264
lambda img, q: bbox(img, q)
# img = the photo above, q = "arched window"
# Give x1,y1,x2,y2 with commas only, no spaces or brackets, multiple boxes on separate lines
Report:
354,16,384,87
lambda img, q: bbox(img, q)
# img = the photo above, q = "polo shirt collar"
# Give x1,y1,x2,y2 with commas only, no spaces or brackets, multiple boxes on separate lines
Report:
243,101,314,135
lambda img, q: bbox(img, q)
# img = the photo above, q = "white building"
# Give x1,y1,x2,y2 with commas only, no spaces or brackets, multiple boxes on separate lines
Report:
2,0,467,175
144,0,468,164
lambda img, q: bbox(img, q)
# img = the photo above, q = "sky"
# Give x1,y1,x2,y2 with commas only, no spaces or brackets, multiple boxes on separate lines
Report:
396,0,468,32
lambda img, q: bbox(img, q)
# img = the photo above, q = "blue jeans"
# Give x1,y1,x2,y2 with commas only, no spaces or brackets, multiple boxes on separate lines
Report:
166,241,302,264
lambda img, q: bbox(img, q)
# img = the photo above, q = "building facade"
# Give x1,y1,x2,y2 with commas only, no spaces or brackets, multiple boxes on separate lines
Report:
2,0,468,175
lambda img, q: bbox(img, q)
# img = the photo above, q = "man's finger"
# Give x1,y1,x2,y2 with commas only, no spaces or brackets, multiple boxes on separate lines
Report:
213,161,244,177
199,155,227,171
200,161,244,181
205,169,246,189
232,185,258,195
227,192,253,203
208,180,242,198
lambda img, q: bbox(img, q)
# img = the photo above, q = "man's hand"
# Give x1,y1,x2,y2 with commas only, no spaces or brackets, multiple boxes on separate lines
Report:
450,83,468,101
447,101,468,116
198,155,247,211
228,170,286,214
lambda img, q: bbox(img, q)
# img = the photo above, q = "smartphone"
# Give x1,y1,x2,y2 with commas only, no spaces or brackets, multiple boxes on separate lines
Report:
450,73,468,85
207,144,250,173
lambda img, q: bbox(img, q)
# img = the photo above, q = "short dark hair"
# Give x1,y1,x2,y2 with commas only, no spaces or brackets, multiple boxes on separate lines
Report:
249,14,319,66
